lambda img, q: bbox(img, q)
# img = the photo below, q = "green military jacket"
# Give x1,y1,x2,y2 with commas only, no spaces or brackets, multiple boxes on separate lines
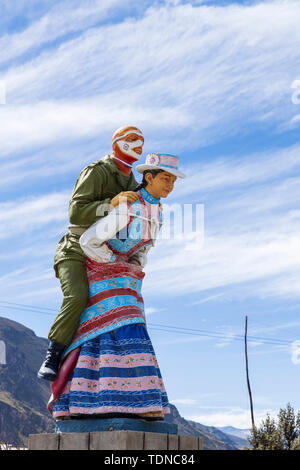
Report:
54,155,138,270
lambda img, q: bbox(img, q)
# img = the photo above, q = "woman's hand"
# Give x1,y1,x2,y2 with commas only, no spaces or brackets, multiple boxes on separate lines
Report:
110,191,139,208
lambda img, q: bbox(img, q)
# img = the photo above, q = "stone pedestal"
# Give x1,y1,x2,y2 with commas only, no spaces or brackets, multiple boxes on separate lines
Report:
29,430,203,450
29,418,203,450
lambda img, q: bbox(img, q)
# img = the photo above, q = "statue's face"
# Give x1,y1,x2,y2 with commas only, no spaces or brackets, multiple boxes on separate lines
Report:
112,126,144,161
145,171,177,199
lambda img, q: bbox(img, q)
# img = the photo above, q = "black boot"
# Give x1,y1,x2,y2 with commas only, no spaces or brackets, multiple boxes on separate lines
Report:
37,341,65,381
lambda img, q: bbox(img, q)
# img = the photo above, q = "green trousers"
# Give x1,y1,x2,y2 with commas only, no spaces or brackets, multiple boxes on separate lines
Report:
48,260,89,347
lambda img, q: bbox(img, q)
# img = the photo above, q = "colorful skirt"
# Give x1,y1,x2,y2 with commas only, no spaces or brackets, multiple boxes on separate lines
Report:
50,323,170,419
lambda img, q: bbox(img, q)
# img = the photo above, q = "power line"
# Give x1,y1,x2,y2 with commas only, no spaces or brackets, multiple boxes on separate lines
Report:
0,300,56,313
0,300,297,347
147,323,295,346
147,326,292,347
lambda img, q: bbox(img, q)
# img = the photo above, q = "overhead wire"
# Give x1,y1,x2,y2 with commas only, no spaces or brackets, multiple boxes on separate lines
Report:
147,325,293,347
0,300,56,313
0,300,296,347
148,323,295,346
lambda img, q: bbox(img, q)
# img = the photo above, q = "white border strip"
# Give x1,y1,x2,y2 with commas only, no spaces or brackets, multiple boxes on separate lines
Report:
0,81,6,105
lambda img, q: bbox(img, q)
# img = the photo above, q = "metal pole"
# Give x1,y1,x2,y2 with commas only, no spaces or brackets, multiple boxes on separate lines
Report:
245,315,255,433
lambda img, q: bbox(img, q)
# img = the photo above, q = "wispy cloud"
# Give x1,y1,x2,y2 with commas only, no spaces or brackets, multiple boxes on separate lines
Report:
171,398,199,406
0,192,69,239
173,144,300,199
145,225,300,299
0,1,299,426
1,0,300,159
190,293,225,305
145,307,165,316
291,341,300,365
0,0,127,67
141,141,300,301
186,407,274,429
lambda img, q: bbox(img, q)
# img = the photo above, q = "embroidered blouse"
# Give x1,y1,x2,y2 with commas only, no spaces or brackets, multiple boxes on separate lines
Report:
79,188,163,267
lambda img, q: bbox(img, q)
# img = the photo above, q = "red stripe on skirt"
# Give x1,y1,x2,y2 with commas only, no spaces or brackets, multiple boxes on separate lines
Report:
87,262,145,284
73,306,144,340
87,288,143,308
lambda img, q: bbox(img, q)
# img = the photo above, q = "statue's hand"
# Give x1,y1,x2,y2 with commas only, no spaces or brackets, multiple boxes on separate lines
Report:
129,256,142,267
110,191,139,208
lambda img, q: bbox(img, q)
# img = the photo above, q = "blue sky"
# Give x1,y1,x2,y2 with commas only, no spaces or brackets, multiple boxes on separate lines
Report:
1,0,300,429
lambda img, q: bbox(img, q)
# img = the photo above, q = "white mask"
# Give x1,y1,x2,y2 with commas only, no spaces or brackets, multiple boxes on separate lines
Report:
113,129,144,161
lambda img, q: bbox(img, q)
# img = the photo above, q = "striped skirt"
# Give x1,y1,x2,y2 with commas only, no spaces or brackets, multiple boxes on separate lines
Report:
51,323,170,419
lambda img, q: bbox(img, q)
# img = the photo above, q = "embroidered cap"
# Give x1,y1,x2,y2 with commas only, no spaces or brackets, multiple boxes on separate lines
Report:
136,153,185,179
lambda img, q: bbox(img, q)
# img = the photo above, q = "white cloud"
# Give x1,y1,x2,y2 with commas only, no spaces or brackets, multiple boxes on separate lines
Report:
1,0,300,157
190,293,225,305
145,307,165,316
17,286,60,301
186,407,276,429
172,144,300,199
0,99,188,157
144,226,300,298
286,114,300,128
0,0,126,66
214,333,236,348
0,138,108,191
0,267,29,283
135,141,300,301
291,341,300,365
2,270,53,289
0,192,69,239
171,398,199,405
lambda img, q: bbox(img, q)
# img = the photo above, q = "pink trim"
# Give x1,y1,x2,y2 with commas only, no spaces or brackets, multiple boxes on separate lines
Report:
159,155,178,167
77,353,159,369
69,375,167,393
52,405,170,418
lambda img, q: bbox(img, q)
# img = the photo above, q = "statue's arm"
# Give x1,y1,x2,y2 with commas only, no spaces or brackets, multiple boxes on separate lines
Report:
69,166,111,226
79,203,130,262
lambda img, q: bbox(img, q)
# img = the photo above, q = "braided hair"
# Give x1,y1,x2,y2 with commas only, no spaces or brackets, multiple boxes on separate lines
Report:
134,169,164,192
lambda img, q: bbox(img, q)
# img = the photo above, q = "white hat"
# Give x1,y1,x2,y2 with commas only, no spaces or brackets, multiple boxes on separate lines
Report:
136,153,185,178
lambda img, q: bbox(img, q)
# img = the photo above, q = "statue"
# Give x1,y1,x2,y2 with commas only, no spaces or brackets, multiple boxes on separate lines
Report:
38,125,144,381
47,153,186,421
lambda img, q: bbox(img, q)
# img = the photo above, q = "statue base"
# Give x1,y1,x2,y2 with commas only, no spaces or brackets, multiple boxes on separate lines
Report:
54,416,177,435
29,416,203,450
29,429,203,450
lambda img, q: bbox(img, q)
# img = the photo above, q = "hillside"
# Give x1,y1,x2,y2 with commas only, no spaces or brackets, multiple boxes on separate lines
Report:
187,420,249,449
0,316,244,449
164,404,244,450
0,317,55,445
218,425,250,441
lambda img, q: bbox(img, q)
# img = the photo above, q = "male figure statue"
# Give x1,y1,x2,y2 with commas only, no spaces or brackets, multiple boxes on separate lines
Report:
38,125,144,381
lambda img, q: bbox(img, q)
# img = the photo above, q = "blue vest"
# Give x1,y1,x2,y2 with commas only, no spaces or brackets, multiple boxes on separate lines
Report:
106,188,163,257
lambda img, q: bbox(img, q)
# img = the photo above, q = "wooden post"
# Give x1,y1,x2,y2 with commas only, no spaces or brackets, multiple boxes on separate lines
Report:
245,315,255,433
